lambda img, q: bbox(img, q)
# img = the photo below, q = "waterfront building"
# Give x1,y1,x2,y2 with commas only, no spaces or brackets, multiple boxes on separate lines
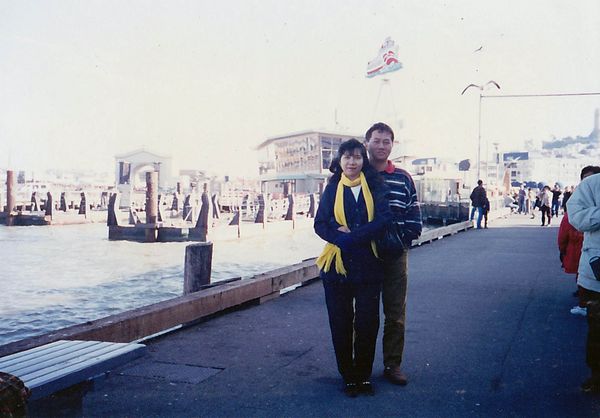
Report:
114,149,174,207
496,109,600,187
256,130,362,196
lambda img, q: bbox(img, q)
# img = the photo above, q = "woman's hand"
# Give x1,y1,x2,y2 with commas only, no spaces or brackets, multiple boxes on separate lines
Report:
337,226,351,233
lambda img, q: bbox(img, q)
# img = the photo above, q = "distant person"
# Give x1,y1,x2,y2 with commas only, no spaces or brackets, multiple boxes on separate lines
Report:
504,193,518,213
565,166,600,393
482,196,490,228
528,188,537,218
562,186,573,212
559,166,600,316
469,180,487,229
518,186,526,213
365,122,422,387
540,186,553,226
314,138,392,397
551,184,562,217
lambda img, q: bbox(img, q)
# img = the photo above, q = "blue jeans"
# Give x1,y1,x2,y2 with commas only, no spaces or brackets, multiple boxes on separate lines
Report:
470,206,484,228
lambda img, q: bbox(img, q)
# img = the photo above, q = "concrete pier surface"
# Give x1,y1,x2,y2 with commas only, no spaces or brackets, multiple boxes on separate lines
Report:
29,214,600,417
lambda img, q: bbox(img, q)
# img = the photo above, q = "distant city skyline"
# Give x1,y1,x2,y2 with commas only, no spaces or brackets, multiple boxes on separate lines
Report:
1,0,599,177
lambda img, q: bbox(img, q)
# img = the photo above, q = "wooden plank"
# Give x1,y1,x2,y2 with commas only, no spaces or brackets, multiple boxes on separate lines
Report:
0,340,74,366
0,340,146,400
7,341,123,377
0,340,100,371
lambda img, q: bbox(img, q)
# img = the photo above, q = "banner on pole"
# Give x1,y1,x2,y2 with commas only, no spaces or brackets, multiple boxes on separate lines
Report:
366,37,402,78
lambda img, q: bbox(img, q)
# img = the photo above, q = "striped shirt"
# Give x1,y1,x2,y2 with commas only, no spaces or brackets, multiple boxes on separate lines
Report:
380,160,422,239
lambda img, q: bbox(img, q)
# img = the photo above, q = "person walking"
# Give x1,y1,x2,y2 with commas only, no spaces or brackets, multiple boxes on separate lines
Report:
528,187,537,218
559,167,600,316
562,185,573,212
314,138,392,397
482,196,490,228
540,185,553,226
469,180,487,229
518,185,526,214
365,122,422,386
551,184,562,217
566,167,600,393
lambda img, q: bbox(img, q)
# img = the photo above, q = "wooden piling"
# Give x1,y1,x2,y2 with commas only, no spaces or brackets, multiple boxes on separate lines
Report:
59,192,67,212
45,192,53,220
255,194,265,225
107,193,118,227
5,170,15,226
78,192,87,217
145,171,158,242
183,242,213,294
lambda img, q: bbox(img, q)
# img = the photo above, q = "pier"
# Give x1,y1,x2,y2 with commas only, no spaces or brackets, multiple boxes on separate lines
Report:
19,214,599,416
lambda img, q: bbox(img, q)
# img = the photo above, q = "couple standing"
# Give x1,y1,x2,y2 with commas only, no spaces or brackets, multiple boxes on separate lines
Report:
314,122,422,397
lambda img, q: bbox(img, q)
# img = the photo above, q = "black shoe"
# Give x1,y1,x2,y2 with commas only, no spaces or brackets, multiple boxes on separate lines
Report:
581,377,600,393
358,381,375,396
383,366,408,385
344,383,358,398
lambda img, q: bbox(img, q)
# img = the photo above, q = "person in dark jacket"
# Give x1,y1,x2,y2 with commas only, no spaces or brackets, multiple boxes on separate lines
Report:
365,122,422,386
314,138,392,397
469,180,487,229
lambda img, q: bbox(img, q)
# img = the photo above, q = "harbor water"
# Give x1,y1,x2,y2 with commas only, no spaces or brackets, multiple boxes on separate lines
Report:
0,222,324,346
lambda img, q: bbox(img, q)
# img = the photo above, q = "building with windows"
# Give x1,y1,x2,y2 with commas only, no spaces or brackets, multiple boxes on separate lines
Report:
256,131,362,195
495,109,600,187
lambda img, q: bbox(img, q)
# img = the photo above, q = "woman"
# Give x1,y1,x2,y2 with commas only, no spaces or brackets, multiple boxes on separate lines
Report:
314,138,391,397
558,205,585,315
540,185,553,226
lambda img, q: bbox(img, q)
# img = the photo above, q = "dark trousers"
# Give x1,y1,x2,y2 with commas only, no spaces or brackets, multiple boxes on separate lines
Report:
581,288,600,375
382,251,408,368
541,205,552,225
323,279,381,383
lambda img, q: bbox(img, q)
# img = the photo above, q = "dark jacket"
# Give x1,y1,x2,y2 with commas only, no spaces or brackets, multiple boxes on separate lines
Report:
470,185,487,207
379,162,422,244
314,177,391,283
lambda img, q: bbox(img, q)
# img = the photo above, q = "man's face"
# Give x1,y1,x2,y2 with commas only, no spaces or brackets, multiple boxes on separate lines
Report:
366,130,393,163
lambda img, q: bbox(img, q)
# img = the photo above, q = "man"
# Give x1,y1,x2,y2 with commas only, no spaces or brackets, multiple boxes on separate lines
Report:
469,180,486,229
365,122,422,385
566,167,600,393
551,183,562,217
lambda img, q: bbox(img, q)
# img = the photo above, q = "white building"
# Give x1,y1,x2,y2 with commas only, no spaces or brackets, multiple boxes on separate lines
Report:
498,109,600,187
114,149,174,207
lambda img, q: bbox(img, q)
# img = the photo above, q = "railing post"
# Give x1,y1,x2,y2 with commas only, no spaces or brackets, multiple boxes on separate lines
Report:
5,170,15,226
145,172,158,242
184,242,213,294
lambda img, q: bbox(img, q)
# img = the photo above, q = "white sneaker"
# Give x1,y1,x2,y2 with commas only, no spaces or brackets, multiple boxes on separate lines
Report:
570,306,587,316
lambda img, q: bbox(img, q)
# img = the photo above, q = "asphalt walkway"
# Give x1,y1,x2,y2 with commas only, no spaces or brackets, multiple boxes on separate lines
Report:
30,214,600,417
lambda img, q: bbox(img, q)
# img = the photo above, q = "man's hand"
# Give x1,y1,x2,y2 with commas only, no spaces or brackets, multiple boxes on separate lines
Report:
337,226,351,233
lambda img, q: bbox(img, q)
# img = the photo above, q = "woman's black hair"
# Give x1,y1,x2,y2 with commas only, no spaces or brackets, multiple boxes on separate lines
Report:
328,138,383,189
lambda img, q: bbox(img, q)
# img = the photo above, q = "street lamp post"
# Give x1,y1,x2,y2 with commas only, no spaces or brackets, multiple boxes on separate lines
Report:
461,80,501,182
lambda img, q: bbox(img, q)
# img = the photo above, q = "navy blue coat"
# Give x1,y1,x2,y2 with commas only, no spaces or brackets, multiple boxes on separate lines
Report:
314,177,392,284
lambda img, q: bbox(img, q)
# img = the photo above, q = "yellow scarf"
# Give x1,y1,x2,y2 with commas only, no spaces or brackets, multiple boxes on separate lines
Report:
316,172,378,276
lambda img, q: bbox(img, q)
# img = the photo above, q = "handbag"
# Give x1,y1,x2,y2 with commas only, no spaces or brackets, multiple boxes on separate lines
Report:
376,222,407,261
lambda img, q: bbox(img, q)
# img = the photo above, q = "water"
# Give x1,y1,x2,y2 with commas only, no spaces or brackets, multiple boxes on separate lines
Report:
0,222,324,346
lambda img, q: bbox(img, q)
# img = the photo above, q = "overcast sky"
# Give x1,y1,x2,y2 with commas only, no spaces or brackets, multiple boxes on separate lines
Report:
1,0,599,177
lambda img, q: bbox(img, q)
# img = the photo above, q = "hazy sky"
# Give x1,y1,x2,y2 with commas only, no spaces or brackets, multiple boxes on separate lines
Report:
1,0,599,177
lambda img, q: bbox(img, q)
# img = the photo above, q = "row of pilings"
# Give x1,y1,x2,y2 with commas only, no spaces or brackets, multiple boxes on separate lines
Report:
2,170,92,226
